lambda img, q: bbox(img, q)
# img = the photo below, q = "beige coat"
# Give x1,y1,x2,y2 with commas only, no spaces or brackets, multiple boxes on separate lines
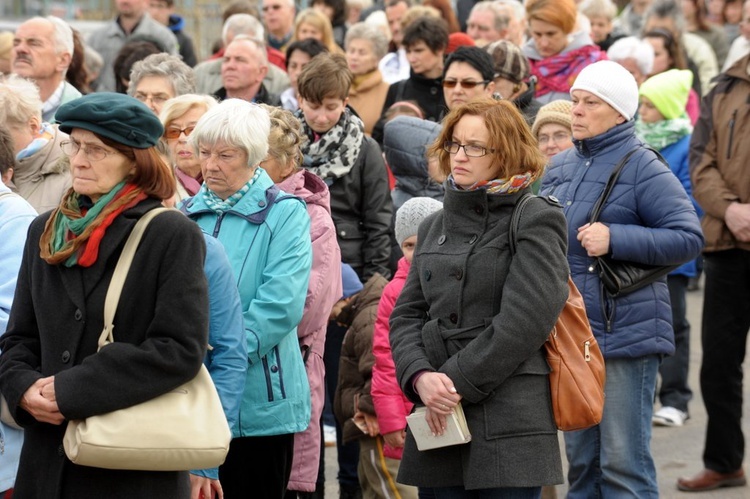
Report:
348,70,389,136
12,125,71,214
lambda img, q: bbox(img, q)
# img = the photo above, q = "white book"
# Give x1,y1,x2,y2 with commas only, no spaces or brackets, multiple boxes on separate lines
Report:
406,403,472,451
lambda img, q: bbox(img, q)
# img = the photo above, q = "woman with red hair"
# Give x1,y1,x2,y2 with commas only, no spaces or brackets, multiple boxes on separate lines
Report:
522,0,607,104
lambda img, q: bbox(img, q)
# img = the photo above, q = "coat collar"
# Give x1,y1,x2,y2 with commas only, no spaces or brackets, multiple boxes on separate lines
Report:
441,184,528,231
574,120,636,158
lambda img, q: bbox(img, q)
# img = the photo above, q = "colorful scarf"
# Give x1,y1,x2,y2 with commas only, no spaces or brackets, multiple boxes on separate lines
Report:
448,172,534,194
200,168,261,213
40,182,147,267
530,45,607,97
175,167,203,197
635,117,693,151
297,108,365,182
16,122,55,160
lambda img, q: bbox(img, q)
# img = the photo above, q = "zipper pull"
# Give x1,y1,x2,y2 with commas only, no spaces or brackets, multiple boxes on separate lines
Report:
584,341,591,362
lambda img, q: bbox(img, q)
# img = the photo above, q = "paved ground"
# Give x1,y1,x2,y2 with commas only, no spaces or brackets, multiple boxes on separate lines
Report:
323,283,750,498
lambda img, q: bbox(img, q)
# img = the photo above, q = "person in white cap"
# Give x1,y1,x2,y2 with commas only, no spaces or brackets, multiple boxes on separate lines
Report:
540,60,704,498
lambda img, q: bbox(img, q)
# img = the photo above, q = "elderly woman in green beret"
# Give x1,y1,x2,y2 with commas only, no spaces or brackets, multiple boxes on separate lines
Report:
0,93,209,498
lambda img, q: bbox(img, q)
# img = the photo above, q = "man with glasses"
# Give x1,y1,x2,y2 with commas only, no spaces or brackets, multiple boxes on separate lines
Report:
263,0,296,52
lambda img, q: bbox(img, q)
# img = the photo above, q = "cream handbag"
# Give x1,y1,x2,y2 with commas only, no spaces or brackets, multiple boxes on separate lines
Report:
63,208,232,471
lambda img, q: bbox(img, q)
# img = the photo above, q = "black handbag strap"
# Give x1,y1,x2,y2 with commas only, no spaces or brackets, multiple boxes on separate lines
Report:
589,147,669,223
509,193,535,255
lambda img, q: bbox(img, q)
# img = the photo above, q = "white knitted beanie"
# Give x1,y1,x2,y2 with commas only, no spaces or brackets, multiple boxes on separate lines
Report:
569,60,639,121
395,197,444,246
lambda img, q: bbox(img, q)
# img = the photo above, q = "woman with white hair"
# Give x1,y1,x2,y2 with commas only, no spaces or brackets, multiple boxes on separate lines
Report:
0,74,71,213
181,99,313,499
345,22,391,135
128,53,196,115
159,94,217,199
540,60,703,498
606,36,654,86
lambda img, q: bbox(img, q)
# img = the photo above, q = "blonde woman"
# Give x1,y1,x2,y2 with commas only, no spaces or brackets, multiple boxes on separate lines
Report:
158,94,217,199
292,8,344,54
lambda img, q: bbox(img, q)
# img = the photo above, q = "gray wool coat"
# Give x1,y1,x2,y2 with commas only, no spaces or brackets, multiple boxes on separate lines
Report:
390,187,569,490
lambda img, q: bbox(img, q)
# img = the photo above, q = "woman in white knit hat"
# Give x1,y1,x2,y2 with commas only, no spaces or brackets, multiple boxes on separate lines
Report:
540,60,704,498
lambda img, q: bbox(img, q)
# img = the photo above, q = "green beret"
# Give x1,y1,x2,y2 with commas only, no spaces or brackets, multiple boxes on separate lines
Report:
56,92,164,149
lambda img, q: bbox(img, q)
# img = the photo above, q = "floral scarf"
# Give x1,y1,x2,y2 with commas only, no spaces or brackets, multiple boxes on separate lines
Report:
297,108,365,182
635,117,693,151
530,45,607,97
40,182,147,267
448,172,534,194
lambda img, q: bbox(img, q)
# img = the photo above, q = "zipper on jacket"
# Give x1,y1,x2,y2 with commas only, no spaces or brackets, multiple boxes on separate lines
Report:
727,109,738,160
599,281,614,333
212,212,226,237
584,341,591,362
262,356,274,402
275,346,286,399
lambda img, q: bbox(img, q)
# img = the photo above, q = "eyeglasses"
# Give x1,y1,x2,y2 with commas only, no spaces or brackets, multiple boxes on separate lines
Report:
538,132,572,146
262,4,283,11
133,92,170,107
443,141,494,158
164,125,196,139
60,140,119,162
442,79,490,89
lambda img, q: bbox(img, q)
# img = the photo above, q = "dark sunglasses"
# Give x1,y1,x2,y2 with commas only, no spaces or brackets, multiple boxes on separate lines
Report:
442,79,489,89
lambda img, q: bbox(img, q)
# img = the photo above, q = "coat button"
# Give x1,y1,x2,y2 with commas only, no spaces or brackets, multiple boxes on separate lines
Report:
258,200,266,207
340,230,347,237
61,351,71,363
58,444,65,457
74,309,83,321
424,269,431,281
430,87,438,95
438,235,446,245
270,365,279,373
473,205,484,215
469,234,478,244
449,313,458,324
455,269,463,280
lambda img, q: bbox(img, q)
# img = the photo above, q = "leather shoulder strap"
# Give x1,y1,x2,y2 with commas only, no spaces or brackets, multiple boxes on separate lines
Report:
97,207,171,350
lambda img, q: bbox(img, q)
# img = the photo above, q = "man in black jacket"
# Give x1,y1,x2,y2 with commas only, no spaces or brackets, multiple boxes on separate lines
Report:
148,0,198,66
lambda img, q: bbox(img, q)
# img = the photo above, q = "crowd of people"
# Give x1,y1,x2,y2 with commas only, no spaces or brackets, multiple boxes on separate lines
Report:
0,0,748,498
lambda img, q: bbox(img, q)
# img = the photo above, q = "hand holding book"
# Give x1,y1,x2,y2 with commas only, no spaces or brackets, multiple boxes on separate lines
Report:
413,372,462,436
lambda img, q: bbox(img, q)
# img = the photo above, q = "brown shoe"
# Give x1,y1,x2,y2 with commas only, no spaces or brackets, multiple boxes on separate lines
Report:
677,468,747,492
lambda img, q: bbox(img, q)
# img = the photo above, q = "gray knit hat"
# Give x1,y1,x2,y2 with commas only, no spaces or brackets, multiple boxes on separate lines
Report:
395,197,443,246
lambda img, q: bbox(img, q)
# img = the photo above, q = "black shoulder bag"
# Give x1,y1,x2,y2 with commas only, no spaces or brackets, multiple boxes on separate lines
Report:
589,148,680,297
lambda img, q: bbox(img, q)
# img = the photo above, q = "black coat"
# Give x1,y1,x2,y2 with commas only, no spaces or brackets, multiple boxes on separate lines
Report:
0,199,209,499
329,136,393,281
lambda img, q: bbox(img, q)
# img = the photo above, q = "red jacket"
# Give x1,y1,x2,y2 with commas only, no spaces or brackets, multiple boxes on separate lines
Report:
371,256,413,459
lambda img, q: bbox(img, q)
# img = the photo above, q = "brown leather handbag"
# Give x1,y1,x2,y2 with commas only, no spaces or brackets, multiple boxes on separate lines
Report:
510,194,606,431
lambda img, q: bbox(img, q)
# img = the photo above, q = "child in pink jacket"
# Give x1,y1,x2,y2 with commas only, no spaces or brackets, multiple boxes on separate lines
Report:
372,197,443,461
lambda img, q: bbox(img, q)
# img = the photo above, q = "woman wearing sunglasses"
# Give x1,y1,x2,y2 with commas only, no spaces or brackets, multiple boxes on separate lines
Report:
441,46,495,112
159,94,218,200
390,98,570,498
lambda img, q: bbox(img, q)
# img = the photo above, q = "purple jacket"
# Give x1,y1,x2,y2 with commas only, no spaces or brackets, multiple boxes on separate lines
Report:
278,169,342,492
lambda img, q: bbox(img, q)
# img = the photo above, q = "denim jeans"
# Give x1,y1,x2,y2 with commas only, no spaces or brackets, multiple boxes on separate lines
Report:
700,249,750,473
433,486,541,499
658,275,693,412
565,355,660,498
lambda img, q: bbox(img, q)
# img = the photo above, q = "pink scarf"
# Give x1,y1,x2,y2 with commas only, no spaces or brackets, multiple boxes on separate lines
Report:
530,45,607,97
175,167,203,197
